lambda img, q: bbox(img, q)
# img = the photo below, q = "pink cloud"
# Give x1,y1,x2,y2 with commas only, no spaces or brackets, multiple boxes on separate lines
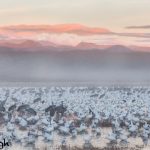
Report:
126,25,150,29
0,24,110,36
0,24,150,47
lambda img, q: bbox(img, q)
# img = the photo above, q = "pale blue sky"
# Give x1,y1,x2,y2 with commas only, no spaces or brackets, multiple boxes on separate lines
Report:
0,0,150,31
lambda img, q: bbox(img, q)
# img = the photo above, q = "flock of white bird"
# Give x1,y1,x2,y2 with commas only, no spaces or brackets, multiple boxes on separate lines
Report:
0,86,150,149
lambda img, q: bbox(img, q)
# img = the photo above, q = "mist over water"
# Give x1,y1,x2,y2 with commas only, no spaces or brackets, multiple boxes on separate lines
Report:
0,50,150,83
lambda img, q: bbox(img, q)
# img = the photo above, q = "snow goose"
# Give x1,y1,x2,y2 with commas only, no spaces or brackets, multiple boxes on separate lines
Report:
128,121,138,137
96,128,101,137
61,137,67,146
119,131,128,146
107,132,117,145
141,129,149,146
27,115,39,125
43,132,53,142
7,122,15,132
24,134,36,146
83,134,93,149
19,118,28,129
71,129,77,139
59,125,70,135
77,123,87,134
41,117,50,126
44,124,54,133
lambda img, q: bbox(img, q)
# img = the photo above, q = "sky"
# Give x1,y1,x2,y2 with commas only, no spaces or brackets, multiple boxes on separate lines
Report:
0,0,150,46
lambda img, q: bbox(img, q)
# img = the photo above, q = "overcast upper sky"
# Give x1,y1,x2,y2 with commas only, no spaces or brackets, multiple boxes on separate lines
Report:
0,0,150,31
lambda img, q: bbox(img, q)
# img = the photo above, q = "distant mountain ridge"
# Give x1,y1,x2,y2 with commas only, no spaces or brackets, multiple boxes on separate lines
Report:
0,40,149,53
76,42,112,50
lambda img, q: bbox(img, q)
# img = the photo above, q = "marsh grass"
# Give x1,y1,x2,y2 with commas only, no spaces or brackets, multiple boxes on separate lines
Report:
37,145,144,150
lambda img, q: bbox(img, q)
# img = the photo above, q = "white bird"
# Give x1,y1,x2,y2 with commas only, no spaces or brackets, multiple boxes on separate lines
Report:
43,132,53,142
107,132,117,144
12,130,21,143
27,115,39,125
141,129,149,146
25,134,36,145
91,121,97,132
96,128,101,136
77,123,87,133
61,137,67,146
143,122,149,130
119,132,128,146
44,124,54,133
19,118,28,129
83,134,92,144
7,122,15,131
71,129,77,138
128,121,138,137
83,134,93,149
3,113,10,122
41,117,49,126
59,126,69,135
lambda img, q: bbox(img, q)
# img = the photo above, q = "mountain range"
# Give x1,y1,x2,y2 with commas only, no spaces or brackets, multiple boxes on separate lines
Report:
0,39,150,53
